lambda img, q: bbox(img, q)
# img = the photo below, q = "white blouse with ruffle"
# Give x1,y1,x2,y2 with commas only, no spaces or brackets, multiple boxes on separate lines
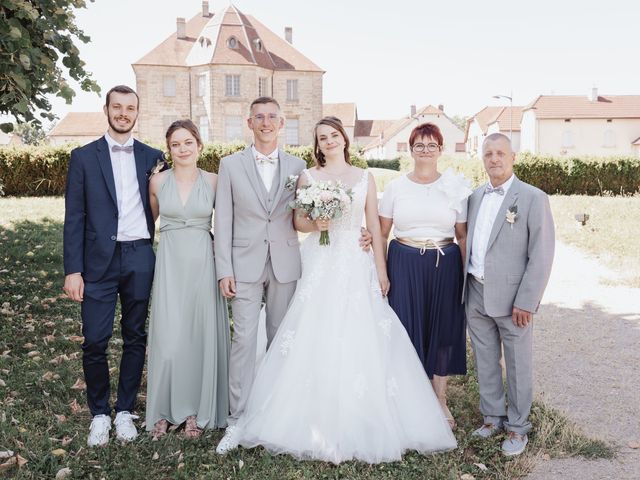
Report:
379,169,472,241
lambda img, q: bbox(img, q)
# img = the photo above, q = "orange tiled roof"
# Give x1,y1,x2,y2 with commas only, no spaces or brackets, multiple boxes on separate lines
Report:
487,106,523,132
354,119,395,138
523,95,640,119
48,112,139,137
469,106,503,133
323,103,357,127
133,5,323,72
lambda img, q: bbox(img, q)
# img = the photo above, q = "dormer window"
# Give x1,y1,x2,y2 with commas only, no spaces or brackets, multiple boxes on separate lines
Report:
253,38,263,52
227,36,238,49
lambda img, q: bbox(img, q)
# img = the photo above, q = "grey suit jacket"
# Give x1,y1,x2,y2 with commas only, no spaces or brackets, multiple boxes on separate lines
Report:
463,176,555,317
214,147,306,284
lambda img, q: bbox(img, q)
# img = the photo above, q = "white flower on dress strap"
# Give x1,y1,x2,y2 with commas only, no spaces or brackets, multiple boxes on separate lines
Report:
387,377,399,397
279,330,295,356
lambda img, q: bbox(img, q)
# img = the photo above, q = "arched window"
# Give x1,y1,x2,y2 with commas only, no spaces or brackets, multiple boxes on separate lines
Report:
227,36,238,49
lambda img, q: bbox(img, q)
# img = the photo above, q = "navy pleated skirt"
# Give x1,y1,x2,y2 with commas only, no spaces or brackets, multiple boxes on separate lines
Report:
387,239,467,378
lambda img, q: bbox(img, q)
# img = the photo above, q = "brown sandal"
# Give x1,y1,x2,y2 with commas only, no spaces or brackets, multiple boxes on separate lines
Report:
184,416,202,439
151,419,168,439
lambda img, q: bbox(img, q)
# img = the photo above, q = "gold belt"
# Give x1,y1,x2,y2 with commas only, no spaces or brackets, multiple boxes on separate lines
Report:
395,237,454,267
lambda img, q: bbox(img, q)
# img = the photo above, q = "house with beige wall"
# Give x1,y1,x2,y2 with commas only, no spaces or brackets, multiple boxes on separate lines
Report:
46,112,139,146
132,2,323,145
465,106,522,157
362,105,465,159
520,90,640,157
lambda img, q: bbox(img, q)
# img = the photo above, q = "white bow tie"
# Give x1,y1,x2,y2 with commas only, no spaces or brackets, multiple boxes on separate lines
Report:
256,154,277,166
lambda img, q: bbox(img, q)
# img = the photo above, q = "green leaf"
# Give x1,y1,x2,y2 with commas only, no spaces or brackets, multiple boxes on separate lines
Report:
19,53,31,70
0,123,14,133
9,27,22,39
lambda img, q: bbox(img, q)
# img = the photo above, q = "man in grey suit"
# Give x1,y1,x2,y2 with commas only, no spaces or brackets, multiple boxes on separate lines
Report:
464,133,555,456
214,97,305,450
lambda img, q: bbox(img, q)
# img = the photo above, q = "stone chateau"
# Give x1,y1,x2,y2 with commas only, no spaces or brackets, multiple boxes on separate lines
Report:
132,2,323,146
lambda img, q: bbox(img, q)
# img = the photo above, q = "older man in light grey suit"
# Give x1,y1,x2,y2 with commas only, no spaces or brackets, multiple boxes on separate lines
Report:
214,97,306,449
464,133,555,456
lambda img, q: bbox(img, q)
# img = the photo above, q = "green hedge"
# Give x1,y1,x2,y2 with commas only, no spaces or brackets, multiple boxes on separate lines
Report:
437,154,640,194
366,159,401,171
0,143,367,196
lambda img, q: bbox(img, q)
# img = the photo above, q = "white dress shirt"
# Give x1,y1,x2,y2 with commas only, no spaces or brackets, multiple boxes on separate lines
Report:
251,144,279,192
104,132,149,241
468,174,515,280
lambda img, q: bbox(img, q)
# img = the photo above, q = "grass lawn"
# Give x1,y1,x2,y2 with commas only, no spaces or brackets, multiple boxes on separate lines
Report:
0,197,613,479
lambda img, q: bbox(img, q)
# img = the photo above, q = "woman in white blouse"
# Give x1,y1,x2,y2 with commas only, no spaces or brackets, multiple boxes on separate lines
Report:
379,122,471,428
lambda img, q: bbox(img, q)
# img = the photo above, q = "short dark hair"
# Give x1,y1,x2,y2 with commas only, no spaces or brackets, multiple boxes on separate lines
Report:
105,85,139,108
313,116,351,167
165,119,203,151
249,96,280,112
408,122,443,148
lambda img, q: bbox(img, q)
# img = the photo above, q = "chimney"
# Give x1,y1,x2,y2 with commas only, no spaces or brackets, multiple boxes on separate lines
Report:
202,1,210,17
589,87,598,102
284,27,293,44
176,17,186,39
438,104,444,112
410,105,416,117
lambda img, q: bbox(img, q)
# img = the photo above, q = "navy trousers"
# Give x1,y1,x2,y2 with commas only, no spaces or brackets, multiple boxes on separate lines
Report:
81,240,155,416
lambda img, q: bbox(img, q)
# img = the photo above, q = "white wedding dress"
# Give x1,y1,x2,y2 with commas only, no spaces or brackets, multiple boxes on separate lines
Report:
234,169,457,463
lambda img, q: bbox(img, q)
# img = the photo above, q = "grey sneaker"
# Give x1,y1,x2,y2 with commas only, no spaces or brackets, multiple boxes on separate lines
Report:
501,432,528,456
471,423,503,439
216,425,239,455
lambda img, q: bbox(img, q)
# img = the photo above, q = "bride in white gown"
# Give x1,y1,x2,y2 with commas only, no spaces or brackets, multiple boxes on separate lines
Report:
219,117,457,463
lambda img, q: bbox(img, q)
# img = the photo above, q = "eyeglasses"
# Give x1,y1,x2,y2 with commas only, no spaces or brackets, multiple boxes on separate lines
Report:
411,142,441,153
251,114,280,123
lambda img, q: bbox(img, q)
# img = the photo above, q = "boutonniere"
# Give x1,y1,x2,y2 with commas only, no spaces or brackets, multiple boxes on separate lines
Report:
285,175,299,191
506,204,518,229
147,158,168,179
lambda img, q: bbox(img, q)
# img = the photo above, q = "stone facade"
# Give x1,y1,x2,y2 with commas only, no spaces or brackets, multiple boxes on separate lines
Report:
132,4,324,146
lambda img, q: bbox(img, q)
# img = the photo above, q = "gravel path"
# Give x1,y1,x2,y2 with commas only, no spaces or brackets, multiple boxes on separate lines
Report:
526,241,640,479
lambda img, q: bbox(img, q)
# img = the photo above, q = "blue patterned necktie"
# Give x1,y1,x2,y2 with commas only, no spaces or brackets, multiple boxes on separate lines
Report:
111,145,134,153
485,184,504,195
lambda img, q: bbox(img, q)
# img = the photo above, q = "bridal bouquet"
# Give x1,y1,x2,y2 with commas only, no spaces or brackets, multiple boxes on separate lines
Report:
289,180,353,245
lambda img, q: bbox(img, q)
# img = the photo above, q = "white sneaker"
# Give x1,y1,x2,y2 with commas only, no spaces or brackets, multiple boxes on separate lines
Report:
114,411,139,442
87,414,111,447
216,425,240,455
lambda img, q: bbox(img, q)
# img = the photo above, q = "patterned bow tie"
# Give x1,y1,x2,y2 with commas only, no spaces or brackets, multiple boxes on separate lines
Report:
111,144,134,154
256,154,277,166
485,184,504,196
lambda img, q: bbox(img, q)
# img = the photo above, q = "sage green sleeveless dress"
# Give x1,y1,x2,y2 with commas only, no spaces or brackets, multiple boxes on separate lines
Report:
146,169,230,430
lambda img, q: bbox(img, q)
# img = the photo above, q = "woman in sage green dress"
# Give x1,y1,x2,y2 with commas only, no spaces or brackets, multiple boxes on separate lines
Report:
146,119,230,438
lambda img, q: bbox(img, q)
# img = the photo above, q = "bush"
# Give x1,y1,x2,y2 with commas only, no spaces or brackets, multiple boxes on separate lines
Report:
0,143,368,196
366,158,400,171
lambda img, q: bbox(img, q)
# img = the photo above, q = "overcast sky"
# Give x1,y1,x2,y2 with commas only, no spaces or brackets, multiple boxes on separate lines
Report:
48,0,639,123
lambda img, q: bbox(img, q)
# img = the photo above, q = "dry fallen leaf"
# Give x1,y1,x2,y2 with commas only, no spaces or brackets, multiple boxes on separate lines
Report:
61,437,73,447
152,452,159,460
51,449,66,457
50,354,70,365
473,463,488,471
43,335,56,343
0,456,17,472
628,441,640,449
42,371,55,381
461,475,475,480
67,336,84,343
542,453,551,460
70,379,86,390
55,467,72,479
0,451,13,459
177,463,184,469
238,459,244,470
69,399,82,414
55,414,67,423
27,351,39,358
0,379,5,387
23,343,35,349
16,455,27,467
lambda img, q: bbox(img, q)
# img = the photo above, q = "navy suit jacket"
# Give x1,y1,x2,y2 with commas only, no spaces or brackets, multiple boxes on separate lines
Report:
63,136,164,282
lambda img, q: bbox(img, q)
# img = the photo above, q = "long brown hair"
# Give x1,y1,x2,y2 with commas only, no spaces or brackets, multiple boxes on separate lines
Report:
313,116,351,167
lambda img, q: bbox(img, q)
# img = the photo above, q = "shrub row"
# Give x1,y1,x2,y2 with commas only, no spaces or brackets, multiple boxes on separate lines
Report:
366,159,401,171
416,154,640,194
0,143,367,196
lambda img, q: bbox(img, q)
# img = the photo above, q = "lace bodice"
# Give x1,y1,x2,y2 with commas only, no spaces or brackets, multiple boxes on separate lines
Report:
303,168,369,232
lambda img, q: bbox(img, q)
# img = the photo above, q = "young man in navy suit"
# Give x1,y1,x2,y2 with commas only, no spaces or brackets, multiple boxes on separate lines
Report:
63,85,164,446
